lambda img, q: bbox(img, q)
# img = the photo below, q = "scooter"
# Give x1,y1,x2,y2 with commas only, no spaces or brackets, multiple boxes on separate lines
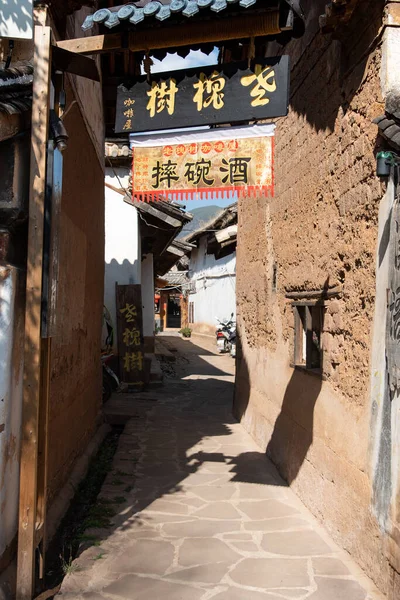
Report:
102,353,120,403
216,314,236,357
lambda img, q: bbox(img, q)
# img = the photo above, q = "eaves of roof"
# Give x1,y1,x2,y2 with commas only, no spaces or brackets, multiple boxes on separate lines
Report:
106,181,192,225
374,113,400,153
319,0,359,33
82,0,304,34
163,270,190,285
171,238,196,253
135,197,193,225
0,63,33,115
183,201,237,243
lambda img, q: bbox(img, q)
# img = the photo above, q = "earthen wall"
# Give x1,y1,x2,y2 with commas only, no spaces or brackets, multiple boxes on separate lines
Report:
46,92,104,504
234,0,391,593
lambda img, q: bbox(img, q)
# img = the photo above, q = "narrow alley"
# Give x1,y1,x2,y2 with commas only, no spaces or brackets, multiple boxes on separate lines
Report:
56,335,383,600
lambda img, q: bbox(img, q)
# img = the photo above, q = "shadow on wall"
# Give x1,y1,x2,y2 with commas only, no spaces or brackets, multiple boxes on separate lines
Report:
0,0,32,36
233,333,322,485
285,0,385,133
105,259,140,289
104,259,141,338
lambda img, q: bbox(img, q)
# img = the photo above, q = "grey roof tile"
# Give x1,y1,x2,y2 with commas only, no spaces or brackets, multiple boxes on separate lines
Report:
82,0,305,31
375,112,400,152
0,63,33,115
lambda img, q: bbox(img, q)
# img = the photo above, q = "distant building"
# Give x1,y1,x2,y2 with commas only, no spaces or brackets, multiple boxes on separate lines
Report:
184,203,237,336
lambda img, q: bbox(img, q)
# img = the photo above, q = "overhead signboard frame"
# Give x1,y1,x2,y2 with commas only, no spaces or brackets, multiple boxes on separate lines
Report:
115,56,290,134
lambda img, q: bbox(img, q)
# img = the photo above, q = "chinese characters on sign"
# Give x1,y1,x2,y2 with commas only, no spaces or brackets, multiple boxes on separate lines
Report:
116,284,145,388
131,136,273,201
115,57,289,133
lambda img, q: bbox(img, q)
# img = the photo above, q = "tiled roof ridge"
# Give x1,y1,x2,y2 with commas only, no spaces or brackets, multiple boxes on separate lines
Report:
374,112,400,152
82,0,302,30
183,200,237,243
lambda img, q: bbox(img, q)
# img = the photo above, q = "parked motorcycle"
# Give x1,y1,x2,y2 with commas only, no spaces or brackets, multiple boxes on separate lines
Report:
216,314,236,357
102,353,120,403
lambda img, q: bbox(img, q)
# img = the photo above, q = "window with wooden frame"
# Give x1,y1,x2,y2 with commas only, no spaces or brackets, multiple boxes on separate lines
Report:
292,302,324,373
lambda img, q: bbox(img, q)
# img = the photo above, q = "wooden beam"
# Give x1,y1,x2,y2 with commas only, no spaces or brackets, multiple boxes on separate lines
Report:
52,45,100,81
56,12,280,55
17,12,51,600
56,32,123,55
285,286,342,300
130,13,280,53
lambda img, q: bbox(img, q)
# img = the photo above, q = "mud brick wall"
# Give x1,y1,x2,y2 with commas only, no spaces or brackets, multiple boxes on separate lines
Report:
235,0,391,594
46,90,104,505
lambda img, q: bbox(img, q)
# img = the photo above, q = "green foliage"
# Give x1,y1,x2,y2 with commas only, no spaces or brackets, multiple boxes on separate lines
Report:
179,327,192,338
60,553,80,576
93,552,106,561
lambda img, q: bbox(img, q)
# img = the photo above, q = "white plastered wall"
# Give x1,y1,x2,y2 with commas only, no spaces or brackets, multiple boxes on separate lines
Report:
104,167,141,350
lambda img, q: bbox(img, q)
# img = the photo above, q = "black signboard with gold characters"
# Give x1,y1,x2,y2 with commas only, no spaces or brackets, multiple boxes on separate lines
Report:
115,56,290,134
116,283,145,390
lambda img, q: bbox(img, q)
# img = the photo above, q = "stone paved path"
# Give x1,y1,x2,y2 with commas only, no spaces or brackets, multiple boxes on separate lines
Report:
57,335,384,600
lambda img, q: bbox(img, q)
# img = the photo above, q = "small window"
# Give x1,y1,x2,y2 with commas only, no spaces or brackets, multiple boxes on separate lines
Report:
189,302,194,324
293,303,323,372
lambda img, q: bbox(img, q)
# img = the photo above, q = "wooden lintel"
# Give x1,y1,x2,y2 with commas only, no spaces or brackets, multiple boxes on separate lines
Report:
56,11,280,55
286,286,342,300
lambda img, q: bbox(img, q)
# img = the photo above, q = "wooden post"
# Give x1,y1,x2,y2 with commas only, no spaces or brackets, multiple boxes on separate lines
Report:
36,337,51,580
17,9,51,599
305,306,313,370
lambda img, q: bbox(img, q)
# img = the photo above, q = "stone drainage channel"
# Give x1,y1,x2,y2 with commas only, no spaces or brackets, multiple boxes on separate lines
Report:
51,335,383,600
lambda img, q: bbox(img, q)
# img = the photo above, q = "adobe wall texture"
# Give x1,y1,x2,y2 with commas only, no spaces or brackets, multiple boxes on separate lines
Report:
234,0,391,594
46,92,104,504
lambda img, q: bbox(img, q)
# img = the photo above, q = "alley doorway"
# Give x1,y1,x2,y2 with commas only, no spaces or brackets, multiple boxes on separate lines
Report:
167,293,182,329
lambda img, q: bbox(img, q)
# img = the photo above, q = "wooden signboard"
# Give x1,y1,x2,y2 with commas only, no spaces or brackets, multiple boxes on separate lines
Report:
131,134,274,200
115,56,290,133
116,284,145,389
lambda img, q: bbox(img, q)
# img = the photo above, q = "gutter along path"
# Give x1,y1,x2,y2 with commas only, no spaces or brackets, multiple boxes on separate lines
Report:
56,335,383,600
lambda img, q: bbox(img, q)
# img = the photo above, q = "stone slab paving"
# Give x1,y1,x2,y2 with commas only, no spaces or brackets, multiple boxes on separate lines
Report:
56,337,385,600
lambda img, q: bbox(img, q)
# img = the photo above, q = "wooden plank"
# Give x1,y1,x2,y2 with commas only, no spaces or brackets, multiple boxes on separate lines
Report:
36,337,51,580
286,286,342,299
116,284,146,390
17,14,51,600
128,13,281,53
56,12,280,56
52,45,100,82
56,32,122,55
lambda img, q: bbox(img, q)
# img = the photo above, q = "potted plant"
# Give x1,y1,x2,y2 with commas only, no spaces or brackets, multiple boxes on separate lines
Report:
179,327,192,339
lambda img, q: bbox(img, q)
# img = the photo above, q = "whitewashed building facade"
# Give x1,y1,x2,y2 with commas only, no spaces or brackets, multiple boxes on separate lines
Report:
186,204,237,335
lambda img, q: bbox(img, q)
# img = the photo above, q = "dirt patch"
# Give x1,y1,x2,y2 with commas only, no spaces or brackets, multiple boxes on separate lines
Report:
36,428,122,599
